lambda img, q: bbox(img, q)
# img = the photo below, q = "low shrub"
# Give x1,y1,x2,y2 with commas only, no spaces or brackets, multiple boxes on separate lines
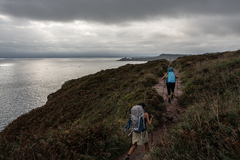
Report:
150,50,240,159
0,59,169,159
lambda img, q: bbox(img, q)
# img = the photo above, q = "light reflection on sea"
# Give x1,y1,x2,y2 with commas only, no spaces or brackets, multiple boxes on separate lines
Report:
0,58,145,131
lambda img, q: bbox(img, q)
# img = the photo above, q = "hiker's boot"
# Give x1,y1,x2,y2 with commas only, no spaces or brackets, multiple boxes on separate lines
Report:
124,155,130,160
171,94,174,100
168,98,171,103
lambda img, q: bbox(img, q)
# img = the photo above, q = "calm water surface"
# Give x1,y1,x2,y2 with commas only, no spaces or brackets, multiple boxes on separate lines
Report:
0,58,145,131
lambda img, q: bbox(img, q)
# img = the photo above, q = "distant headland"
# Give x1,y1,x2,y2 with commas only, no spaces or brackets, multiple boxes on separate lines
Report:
118,53,188,61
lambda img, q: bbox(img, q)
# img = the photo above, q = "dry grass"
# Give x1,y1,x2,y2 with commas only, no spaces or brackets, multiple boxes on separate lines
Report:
150,50,240,159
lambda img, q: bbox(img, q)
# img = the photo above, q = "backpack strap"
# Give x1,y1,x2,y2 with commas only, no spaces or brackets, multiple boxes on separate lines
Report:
124,118,131,133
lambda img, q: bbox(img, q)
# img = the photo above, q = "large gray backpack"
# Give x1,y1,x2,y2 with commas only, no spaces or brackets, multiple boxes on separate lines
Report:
130,105,146,134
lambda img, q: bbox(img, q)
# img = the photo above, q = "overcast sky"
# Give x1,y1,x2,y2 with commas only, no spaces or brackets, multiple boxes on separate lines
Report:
0,0,239,57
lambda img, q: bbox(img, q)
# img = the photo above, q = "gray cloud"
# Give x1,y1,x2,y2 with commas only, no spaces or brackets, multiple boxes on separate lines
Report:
0,0,240,57
1,0,240,23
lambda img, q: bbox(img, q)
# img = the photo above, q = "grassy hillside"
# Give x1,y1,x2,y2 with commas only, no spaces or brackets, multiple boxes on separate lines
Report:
0,59,168,159
150,50,240,159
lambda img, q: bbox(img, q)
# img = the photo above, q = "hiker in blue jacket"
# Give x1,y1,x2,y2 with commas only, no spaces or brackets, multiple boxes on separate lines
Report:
162,67,179,103
124,103,154,160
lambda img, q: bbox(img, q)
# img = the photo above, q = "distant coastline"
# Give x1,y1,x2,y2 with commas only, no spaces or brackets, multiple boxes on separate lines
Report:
117,53,187,61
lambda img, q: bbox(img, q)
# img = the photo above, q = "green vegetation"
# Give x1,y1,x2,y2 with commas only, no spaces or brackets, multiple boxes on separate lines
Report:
0,59,168,159
2,50,239,160
150,50,240,159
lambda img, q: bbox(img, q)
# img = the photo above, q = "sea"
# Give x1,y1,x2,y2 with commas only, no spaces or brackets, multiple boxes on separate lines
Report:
0,58,146,131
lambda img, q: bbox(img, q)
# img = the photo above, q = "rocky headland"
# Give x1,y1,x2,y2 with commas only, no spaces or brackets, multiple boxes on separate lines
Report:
118,53,187,62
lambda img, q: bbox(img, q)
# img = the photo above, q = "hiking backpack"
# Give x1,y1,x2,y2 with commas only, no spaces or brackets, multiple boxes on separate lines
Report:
166,67,175,83
124,105,146,135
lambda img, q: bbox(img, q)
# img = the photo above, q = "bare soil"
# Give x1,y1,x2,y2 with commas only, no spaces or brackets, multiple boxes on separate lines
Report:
116,69,185,160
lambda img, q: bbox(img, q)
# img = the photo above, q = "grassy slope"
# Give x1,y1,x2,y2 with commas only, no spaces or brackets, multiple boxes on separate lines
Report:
150,50,240,159
0,59,168,160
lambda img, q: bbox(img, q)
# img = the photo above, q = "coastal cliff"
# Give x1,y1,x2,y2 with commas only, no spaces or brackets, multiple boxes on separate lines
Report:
1,50,240,159
0,59,168,159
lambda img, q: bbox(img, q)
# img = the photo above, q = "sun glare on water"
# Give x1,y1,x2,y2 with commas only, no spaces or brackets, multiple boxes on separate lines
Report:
0,64,14,67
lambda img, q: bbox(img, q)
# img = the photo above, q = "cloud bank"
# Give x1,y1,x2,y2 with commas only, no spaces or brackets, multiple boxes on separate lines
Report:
1,0,240,23
0,0,239,57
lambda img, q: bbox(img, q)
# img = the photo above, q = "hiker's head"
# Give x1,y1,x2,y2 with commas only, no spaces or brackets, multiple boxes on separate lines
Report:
138,102,146,109
167,67,174,72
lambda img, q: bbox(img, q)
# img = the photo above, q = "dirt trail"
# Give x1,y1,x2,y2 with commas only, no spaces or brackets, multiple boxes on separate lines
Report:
116,69,185,160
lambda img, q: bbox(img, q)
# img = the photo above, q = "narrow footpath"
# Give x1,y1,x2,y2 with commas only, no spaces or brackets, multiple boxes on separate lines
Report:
116,69,185,160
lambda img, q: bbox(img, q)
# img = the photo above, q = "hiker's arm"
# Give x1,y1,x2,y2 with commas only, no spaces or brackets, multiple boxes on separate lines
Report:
145,113,154,126
162,74,167,80
175,75,179,78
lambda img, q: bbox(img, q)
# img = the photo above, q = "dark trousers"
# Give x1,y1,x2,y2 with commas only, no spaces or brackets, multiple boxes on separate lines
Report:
167,83,175,95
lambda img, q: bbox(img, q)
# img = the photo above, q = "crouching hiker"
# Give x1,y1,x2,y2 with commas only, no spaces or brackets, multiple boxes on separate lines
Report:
124,103,154,160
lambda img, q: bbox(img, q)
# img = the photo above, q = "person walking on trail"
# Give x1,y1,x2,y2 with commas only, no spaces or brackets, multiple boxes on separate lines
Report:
124,103,154,160
162,67,179,103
